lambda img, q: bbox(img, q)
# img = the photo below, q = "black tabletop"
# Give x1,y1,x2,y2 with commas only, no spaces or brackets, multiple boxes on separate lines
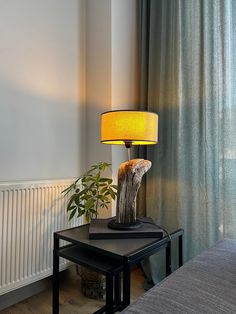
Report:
55,224,165,259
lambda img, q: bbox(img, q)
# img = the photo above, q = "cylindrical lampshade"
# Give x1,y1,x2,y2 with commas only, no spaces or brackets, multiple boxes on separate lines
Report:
101,110,158,145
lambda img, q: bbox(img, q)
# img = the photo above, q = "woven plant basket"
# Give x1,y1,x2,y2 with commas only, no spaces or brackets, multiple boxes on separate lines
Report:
77,265,106,299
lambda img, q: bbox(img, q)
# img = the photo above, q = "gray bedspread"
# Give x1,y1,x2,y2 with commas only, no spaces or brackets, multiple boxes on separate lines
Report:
122,239,236,314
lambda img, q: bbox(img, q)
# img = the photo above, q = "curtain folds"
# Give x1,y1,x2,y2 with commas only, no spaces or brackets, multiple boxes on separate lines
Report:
139,0,236,283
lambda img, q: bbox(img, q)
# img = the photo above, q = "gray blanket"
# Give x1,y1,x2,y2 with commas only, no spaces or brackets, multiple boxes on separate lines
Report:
122,239,236,314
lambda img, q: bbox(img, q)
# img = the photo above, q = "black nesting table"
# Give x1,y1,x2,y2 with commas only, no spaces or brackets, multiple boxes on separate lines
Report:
53,224,184,314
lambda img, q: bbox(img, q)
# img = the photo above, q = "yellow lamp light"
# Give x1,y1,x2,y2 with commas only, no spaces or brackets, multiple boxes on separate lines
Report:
101,110,158,147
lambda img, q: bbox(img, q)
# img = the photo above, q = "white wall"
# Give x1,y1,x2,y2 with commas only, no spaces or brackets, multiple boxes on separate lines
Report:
85,0,112,168
85,0,139,215
111,0,139,108
0,0,138,209
111,0,139,181
0,0,86,182
0,1,140,305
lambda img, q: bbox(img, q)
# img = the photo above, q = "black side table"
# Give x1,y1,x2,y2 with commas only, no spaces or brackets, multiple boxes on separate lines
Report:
53,224,184,314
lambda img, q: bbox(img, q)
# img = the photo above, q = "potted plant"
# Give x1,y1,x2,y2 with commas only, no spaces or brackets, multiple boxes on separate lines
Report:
62,162,117,299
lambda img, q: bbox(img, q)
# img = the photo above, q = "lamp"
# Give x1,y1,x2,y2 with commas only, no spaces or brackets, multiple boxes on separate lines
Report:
101,110,158,230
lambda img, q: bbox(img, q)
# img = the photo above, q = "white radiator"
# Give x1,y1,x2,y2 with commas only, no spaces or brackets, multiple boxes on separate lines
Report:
0,180,81,295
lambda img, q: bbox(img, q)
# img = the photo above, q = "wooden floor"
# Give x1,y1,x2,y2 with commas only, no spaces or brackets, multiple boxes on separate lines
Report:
1,268,145,314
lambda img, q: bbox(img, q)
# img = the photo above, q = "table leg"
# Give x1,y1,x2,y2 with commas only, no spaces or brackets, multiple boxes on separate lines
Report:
179,234,183,267
114,273,121,307
165,242,172,276
123,262,131,308
106,274,113,314
52,234,59,314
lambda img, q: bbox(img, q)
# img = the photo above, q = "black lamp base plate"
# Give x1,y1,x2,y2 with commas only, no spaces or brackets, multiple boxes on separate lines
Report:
108,218,142,230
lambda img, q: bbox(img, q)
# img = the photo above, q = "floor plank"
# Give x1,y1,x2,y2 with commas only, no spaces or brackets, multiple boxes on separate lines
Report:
1,268,145,314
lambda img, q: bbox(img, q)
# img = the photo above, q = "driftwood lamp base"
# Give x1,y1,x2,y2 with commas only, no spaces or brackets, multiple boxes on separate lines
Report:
108,158,151,230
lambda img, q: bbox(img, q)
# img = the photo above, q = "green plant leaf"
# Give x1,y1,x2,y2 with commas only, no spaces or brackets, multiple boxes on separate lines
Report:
61,185,72,195
110,185,118,190
77,209,85,217
85,198,95,210
103,195,109,202
77,190,87,197
83,176,94,183
68,208,76,220
62,161,117,222
99,183,107,187
109,188,116,200
99,178,112,183
100,186,108,193
62,184,75,196
99,162,111,171
99,195,108,201
66,205,76,212
88,182,96,189
74,195,81,206
67,195,75,210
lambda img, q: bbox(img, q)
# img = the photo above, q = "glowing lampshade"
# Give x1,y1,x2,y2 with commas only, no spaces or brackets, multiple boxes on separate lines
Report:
101,110,158,146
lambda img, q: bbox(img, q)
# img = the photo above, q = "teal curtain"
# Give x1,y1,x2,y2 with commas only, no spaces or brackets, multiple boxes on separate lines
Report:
139,0,236,283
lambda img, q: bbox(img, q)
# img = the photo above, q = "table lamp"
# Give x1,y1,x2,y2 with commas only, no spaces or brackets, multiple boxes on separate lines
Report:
101,110,158,230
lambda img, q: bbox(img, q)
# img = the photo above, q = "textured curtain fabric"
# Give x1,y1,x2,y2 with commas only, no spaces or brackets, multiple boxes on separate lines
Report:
139,0,236,283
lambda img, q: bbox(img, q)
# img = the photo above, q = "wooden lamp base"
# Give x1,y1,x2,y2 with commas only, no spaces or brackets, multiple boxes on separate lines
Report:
108,158,151,230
